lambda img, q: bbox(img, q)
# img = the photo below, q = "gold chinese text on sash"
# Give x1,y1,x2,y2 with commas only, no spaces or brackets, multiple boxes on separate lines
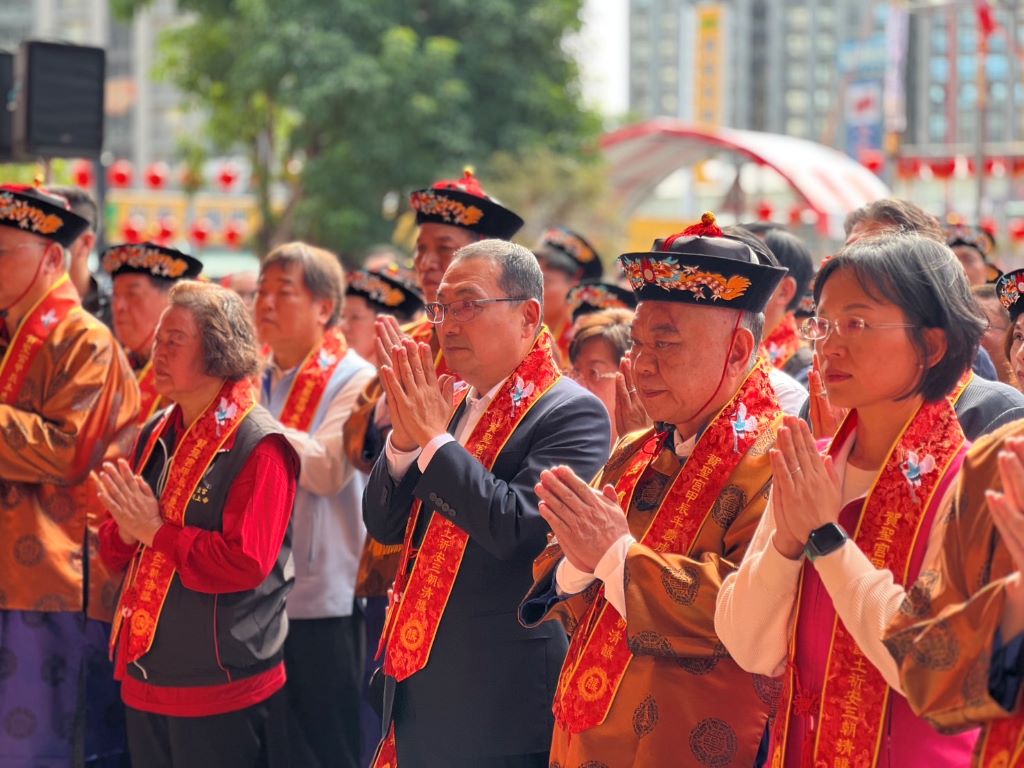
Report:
0,274,78,405
770,398,965,768
276,328,347,432
135,361,165,425
379,329,561,682
553,362,780,734
761,314,802,371
109,378,256,663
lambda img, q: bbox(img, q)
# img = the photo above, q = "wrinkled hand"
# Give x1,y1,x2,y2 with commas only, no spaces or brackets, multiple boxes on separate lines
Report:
380,339,455,450
614,358,652,437
536,465,630,574
770,415,841,560
808,353,847,439
987,438,1024,637
94,459,163,547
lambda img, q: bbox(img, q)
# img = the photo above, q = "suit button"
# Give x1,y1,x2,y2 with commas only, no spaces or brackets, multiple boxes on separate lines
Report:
441,503,452,514
429,492,439,502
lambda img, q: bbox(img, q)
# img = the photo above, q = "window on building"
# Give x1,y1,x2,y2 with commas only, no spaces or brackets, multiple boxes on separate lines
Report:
786,117,808,136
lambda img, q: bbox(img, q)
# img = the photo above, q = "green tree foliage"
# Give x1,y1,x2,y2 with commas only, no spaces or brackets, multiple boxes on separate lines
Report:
116,0,601,257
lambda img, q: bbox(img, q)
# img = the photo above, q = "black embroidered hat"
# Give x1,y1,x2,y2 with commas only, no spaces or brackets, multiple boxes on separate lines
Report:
534,226,603,281
101,242,203,282
996,269,1024,322
410,169,524,240
618,212,788,313
567,281,637,321
346,265,424,320
0,184,90,247
947,224,1002,283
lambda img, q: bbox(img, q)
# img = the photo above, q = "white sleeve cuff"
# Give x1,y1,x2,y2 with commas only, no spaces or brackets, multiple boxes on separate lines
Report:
595,533,636,620
384,432,422,480
555,558,596,596
416,433,455,473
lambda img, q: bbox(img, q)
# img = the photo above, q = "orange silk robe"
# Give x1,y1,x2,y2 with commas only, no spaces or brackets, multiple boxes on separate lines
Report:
0,282,140,621
885,419,1024,763
524,422,782,768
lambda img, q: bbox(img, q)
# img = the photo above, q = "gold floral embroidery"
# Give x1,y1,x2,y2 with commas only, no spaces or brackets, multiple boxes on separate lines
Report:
102,246,190,279
411,191,484,226
348,272,406,307
0,192,65,235
544,228,595,263
623,257,751,302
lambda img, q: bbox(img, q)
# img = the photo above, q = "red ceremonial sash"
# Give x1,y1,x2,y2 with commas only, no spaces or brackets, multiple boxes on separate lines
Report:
135,361,165,425
553,362,780,734
977,714,1024,767
378,329,561,682
276,328,347,432
770,398,965,768
761,314,802,371
109,378,256,663
0,274,78,405
405,318,451,378
553,318,573,370
949,369,972,407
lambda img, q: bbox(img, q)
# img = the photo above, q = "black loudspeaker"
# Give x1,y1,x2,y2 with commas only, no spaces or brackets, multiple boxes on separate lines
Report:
13,41,105,159
0,52,13,161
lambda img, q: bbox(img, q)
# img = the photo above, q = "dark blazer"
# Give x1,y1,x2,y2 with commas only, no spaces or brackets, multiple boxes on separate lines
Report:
363,376,611,762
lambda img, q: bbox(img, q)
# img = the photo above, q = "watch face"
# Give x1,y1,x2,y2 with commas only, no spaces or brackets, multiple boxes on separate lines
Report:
809,523,847,557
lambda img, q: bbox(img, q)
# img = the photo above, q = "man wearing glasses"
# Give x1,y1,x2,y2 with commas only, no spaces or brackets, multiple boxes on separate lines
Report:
0,185,140,765
363,240,611,767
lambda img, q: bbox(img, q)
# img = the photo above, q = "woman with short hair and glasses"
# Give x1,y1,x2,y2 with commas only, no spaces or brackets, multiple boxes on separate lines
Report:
566,308,634,447
716,233,984,767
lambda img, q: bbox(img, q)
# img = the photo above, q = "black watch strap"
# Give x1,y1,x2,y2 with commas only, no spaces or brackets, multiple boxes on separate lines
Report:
804,522,848,561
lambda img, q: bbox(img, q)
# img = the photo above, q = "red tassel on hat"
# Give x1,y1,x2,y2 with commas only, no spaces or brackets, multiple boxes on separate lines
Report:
433,167,486,197
661,211,724,250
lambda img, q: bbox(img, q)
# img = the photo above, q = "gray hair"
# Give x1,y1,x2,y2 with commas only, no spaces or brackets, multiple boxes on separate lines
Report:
739,311,765,370
168,281,261,380
451,239,545,322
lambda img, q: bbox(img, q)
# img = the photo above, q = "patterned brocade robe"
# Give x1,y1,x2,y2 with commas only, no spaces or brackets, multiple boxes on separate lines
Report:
0,285,140,621
523,421,782,768
885,419,1024,765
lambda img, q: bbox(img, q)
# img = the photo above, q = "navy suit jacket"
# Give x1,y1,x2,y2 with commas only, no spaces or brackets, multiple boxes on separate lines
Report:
363,376,611,758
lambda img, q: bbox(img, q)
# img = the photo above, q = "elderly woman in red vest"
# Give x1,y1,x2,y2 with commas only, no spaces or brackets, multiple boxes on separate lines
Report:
96,281,299,768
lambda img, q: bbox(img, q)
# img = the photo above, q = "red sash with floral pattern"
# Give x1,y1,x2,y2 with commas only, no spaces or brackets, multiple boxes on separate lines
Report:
553,362,780,733
761,314,802,371
949,369,973,407
770,398,965,768
135,361,165,425
109,378,256,663
977,716,1024,767
276,328,347,432
379,329,561,682
0,274,78,404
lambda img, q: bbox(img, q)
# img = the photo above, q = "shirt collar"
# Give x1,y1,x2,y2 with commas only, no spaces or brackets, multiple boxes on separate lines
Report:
465,376,508,410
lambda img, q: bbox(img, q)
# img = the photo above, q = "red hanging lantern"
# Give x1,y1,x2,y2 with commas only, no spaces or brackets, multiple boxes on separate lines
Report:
859,148,885,174
155,215,177,245
108,159,133,188
896,157,922,180
1010,219,1024,243
984,158,1006,176
71,160,93,188
217,162,240,191
121,215,145,244
1012,158,1024,177
223,219,245,248
755,200,774,222
788,206,804,227
145,162,169,189
189,217,213,246
929,158,957,179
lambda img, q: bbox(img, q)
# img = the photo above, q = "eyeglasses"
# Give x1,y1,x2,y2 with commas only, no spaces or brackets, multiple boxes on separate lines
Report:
424,297,528,324
799,315,917,341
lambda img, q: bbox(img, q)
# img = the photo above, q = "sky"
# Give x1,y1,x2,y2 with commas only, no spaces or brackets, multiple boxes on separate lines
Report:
571,0,630,117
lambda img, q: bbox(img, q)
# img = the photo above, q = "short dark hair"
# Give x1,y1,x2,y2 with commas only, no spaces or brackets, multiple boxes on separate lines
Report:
720,225,781,267
764,229,815,311
814,234,985,402
844,199,944,243
47,185,99,234
169,281,261,380
569,308,634,365
262,242,345,328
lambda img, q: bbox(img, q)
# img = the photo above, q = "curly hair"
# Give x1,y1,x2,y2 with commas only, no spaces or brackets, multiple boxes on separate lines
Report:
168,281,261,380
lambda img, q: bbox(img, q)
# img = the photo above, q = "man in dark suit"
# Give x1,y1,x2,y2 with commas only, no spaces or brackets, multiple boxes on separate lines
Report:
363,240,612,767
